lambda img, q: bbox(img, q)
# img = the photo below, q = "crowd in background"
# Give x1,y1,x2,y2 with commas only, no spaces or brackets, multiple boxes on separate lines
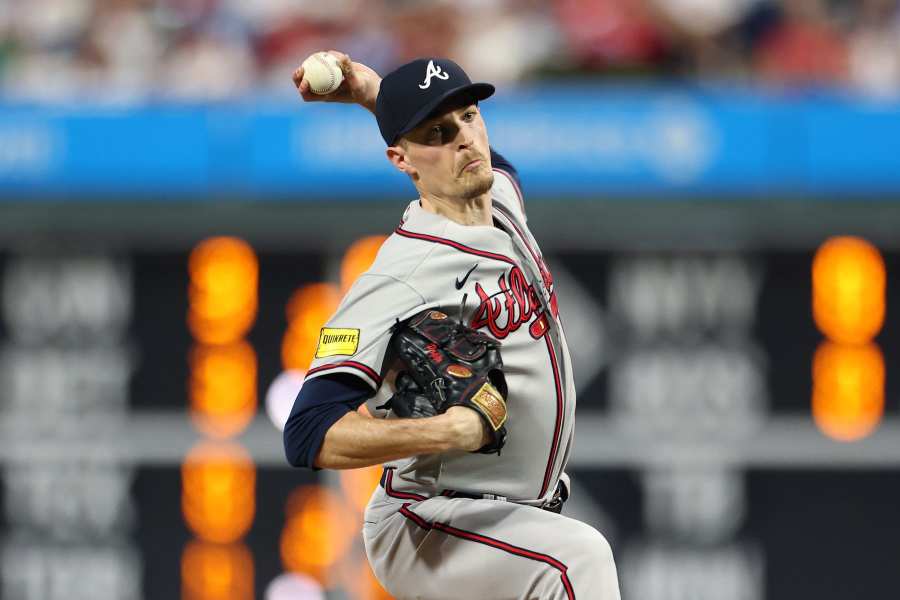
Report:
1,0,899,102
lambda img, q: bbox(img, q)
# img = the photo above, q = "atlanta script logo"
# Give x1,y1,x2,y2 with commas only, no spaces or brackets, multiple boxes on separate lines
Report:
419,60,450,89
470,265,558,340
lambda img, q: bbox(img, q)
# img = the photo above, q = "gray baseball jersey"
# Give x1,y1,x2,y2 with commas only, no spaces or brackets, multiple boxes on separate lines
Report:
307,170,575,503
308,169,620,600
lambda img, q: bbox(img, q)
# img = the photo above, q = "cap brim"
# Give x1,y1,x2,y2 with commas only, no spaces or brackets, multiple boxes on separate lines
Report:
390,82,495,145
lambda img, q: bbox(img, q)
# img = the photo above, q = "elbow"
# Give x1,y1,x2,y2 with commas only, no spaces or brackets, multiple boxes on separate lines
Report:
282,398,357,469
282,416,311,468
310,447,330,470
284,450,304,469
283,412,335,469
282,429,304,468
310,426,342,470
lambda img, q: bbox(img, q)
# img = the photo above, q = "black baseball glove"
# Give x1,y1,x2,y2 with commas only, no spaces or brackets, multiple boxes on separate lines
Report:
380,308,508,454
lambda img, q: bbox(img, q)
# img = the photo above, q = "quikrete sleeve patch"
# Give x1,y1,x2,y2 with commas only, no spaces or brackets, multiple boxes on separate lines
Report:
315,328,361,358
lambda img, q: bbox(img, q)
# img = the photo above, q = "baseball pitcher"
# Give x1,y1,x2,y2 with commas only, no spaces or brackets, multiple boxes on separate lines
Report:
284,51,621,600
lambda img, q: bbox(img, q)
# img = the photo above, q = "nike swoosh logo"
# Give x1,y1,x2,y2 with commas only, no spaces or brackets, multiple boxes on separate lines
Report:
455,263,479,290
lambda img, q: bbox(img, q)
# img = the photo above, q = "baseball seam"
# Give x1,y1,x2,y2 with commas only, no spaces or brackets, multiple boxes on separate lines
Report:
312,54,337,94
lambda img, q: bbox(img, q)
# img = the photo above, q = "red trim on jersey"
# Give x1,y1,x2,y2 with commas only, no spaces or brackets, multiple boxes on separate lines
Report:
398,504,576,599
305,361,382,385
493,205,566,499
395,227,517,266
493,168,526,214
493,204,546,281
398,504,432,529
396,221,566,501
540,335,565,498
382,468,428,502
493,205,558,320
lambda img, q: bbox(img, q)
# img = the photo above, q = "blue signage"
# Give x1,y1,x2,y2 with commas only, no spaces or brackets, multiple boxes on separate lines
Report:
0,86,898,200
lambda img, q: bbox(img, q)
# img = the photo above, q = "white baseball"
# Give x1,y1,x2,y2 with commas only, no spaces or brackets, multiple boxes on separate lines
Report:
301,52,344,95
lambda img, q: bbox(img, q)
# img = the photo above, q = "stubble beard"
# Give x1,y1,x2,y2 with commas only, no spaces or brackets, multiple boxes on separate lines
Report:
458,167,494,200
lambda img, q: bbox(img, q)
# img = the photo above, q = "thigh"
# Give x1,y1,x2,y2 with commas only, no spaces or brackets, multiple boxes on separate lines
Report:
364,497,619,600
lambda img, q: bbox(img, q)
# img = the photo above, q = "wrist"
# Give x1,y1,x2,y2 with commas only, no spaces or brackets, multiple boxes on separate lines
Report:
426,413,461,452
441,407,489,452
362,78,381,114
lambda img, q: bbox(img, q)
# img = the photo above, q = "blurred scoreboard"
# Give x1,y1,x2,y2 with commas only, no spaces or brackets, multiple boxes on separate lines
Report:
0,240,898,600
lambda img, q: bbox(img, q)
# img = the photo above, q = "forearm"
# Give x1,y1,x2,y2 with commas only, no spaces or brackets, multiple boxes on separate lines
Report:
313,409,476,470
359,77,381,114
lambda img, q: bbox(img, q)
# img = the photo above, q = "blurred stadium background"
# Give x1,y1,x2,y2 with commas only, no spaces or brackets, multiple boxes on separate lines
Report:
1,0,899,598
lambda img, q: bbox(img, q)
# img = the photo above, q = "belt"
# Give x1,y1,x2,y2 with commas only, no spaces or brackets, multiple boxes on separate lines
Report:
379,469,568,514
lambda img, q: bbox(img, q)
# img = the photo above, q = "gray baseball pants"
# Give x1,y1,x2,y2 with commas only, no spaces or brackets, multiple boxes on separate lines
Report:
363,485,621,600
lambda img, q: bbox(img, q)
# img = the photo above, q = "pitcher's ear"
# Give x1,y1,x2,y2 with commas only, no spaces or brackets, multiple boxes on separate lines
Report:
386,143,418,179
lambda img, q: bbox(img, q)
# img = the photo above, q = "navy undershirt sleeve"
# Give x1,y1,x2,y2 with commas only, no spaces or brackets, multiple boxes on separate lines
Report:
283,373,374,469
489,148,522,190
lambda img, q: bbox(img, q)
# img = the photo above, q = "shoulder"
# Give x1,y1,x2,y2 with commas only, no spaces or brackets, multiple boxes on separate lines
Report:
352,228,467,305
489,149,526,219
490,148,522,190
365,229,442,284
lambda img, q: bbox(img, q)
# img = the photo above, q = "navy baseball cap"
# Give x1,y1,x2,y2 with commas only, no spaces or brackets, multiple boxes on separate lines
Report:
375,58,495,146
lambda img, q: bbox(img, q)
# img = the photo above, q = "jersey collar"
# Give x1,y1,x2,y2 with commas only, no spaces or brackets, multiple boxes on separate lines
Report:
399,199,511,246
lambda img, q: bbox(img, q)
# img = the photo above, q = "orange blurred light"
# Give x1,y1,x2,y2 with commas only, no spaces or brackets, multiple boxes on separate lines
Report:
189,342,257,438
339,466,384,514
812,341,885,442
281,283,342,370
361,558,394,600
188,237,258,344
188,306,258,346
341,236,388,293
182,442,256,543
338,556,394,600
813,236,885,344
182,540,254,600
280,485,357,584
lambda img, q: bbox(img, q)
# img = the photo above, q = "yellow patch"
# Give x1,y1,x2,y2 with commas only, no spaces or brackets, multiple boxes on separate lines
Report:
315,328,360,358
